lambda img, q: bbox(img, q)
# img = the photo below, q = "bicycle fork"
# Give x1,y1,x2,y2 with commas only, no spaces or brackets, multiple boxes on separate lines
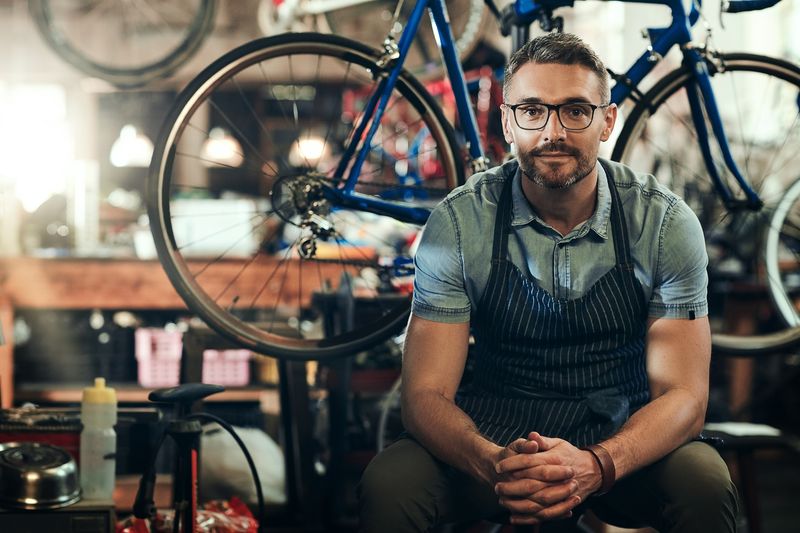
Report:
683,47,763,211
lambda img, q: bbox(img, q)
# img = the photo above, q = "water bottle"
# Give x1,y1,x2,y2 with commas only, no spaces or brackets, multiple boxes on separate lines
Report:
80,377,117,501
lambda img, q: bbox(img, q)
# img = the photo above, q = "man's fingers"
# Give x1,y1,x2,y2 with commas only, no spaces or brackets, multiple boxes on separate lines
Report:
496,452,564,474
498,491,581,520
508,438,528,450
528,480,579,506
506,496,581,525
496,477,577,502
512,438,539,454
509,464,575,482
527,432,561,451
534,495,582,521
499,438,537,460
497,495,544,515
495,478,543,498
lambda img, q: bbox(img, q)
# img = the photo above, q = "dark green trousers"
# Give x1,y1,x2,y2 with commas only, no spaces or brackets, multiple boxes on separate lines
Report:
358,437,738,533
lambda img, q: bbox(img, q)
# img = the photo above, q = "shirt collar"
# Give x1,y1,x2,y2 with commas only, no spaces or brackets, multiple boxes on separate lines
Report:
510,161,611,240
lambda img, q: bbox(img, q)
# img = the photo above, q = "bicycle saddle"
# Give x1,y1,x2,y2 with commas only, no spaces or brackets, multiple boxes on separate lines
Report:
148,383,225,405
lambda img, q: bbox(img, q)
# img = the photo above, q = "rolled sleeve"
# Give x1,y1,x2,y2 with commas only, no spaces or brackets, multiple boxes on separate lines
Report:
648,200,709,319
411,203,472,323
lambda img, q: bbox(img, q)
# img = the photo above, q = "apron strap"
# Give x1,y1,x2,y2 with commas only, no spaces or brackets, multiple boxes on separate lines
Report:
599,159,634,267
491,173,515,263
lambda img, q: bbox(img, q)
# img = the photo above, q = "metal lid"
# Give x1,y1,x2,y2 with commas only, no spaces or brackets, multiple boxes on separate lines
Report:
0,442,81,509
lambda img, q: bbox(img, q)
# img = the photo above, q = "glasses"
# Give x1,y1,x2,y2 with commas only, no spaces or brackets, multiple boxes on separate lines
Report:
504,102,610,131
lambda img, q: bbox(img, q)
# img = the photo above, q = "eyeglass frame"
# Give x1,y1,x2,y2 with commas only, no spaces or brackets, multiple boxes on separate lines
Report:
502,101,611,132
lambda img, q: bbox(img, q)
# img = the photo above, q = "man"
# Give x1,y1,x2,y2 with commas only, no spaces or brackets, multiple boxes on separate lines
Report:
359,33,738,532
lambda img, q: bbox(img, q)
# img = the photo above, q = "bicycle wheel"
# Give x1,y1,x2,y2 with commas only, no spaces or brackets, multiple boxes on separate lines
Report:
765,177,800,331
612,53,800,354
321,0,488,78
29,0,216,88
148,33,464,360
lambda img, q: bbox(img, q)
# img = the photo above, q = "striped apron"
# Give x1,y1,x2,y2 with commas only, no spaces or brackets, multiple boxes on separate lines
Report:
456,162,650,448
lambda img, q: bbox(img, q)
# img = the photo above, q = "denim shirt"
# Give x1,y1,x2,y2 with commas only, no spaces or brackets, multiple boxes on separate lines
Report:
412,158,708,323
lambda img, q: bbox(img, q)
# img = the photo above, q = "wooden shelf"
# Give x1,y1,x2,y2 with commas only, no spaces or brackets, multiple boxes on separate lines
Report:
0,257,187,310
14,384,283,414
0,256,342,408
0,256,346,310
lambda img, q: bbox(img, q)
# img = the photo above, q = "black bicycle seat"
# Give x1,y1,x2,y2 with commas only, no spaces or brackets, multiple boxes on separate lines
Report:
148,383,225,405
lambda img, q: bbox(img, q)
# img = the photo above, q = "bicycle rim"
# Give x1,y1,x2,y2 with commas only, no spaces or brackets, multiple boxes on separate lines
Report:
765,177,800,330
323,0,487,78
29,0,215,88
612,53,800,354
149,33,463,360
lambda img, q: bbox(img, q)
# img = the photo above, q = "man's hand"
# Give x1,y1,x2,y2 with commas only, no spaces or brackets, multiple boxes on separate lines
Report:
494,432,601,525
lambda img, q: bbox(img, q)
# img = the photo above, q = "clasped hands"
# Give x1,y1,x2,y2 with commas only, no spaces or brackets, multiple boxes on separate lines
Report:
492,432,603,526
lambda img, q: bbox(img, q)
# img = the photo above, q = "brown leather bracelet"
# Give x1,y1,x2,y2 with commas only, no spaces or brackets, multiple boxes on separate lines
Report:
582,443,616,496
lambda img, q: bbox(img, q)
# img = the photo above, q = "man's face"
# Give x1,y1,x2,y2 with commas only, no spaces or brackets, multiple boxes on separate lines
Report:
502,62,617,190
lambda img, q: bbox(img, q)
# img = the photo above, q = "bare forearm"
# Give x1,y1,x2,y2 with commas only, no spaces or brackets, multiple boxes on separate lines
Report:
403,389,502,485
601,387,706,480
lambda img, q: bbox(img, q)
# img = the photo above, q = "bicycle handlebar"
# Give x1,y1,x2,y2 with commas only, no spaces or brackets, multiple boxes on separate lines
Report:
722,0,781,13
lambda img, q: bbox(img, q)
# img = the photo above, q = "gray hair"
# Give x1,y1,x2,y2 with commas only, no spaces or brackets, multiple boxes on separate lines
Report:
503,33,610,103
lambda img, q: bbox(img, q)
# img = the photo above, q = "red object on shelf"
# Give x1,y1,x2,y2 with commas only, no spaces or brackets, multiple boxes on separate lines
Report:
0,408,82,463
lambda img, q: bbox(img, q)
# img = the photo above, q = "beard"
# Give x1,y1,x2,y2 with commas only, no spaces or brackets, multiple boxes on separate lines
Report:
517,142,595,189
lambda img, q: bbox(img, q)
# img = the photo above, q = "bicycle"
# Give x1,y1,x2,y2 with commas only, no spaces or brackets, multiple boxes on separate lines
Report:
29,0,217,88
29,0,486,87
147,0,800,362
257,0,489,76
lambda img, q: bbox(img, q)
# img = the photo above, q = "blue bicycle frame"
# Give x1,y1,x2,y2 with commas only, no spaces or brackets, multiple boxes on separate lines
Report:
605,0,761,209
325,0,485,225
326,0,776,226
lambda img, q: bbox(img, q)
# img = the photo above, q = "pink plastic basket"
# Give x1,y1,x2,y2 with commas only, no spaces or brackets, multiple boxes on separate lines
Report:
135,328,183,388
135,329,252,387
201,349,251,386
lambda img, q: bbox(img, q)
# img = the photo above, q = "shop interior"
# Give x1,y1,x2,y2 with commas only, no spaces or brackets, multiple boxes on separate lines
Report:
0,0,799,532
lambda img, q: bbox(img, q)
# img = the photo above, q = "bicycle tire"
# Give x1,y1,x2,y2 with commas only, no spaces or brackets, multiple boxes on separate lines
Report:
612,52,800,355
322,0,488,78
765,177,800,334
148,33,464,360
29,0,216,88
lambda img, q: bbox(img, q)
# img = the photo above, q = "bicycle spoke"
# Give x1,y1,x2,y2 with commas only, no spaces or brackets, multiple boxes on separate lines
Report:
758,112,800,189
178,212,267,255
230,78,281,177
256,58,317,171
137,0,192,34
170,209,265,219
728,71,753,183
249,233,302,311
209,248,267,304
320,60,354,178
208,96,272,172
270,242,300,329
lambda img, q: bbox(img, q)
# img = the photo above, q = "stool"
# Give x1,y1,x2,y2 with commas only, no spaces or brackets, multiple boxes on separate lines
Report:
703,424,800,533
